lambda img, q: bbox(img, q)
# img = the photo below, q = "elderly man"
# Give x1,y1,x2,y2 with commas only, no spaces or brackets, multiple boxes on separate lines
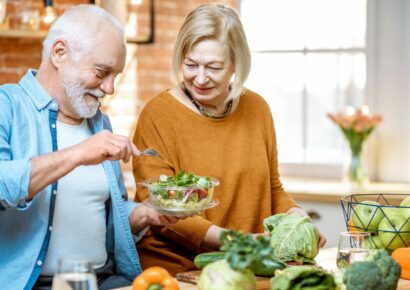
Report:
0,5,176,290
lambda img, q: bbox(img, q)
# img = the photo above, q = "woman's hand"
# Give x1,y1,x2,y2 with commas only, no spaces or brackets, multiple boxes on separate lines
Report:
145,207,180,226
251,231,271,240
128,204,181,235
286,207,327,248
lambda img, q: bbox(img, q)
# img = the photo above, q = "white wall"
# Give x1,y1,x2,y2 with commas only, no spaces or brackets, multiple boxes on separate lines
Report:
367,0,410,182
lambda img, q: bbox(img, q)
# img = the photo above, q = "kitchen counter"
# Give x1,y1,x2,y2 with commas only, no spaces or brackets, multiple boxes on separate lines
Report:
282,177,410,203
282,177,410,247
114,247,410,290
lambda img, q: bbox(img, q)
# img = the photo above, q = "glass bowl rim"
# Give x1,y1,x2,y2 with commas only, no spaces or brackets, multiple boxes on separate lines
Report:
139,177,220,190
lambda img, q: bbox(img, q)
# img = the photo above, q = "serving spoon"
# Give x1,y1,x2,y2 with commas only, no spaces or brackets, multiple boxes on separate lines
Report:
141,148,163,160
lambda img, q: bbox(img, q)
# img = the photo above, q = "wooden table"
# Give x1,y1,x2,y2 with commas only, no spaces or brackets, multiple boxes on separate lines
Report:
114,247,410,290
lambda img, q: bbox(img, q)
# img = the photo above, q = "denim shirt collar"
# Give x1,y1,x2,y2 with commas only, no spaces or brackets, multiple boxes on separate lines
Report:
19,69,54,111
19,69,103,131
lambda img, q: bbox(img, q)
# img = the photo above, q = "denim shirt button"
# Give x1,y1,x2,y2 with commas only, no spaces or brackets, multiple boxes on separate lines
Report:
48,226,52,231
36,260,42,266
53,189,57,195
51,124,56,129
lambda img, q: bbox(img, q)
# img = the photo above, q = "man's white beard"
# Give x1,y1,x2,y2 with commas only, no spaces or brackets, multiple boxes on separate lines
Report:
63,70,105,118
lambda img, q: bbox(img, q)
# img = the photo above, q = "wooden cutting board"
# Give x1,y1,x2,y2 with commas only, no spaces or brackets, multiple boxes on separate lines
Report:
176,270,271,290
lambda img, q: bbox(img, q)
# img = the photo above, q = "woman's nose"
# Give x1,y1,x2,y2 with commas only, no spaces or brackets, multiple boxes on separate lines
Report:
195,67,209,84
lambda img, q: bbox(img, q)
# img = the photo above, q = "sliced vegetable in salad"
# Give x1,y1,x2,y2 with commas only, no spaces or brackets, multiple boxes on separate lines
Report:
146,171,218,210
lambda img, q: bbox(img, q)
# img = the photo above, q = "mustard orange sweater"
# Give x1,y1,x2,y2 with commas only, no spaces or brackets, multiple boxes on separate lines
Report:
132,89,298,275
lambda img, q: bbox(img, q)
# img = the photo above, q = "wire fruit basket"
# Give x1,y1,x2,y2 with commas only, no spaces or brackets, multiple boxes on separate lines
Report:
340,193,410,251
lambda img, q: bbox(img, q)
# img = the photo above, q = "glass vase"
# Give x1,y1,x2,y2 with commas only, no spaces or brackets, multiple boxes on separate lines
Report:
343,146,369,188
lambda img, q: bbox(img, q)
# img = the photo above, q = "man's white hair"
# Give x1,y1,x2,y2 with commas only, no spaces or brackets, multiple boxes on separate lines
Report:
42,5,125,62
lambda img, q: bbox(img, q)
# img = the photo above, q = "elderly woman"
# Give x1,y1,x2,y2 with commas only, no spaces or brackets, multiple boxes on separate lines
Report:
132,3,325,275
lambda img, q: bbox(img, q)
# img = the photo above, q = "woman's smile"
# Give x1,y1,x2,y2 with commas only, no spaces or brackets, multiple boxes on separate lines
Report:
193,85,213,95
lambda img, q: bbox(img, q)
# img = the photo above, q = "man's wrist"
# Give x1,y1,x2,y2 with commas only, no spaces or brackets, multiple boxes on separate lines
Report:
65,146,83,167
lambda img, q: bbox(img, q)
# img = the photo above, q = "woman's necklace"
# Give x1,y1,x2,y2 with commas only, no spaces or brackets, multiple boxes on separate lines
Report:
183,87,233,119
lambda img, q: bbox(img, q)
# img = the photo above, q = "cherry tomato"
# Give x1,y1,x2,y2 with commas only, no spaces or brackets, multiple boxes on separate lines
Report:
168,190,176,197
198,188,208,199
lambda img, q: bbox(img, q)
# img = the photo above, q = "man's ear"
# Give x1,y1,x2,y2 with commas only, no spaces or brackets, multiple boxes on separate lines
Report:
50,39,69,68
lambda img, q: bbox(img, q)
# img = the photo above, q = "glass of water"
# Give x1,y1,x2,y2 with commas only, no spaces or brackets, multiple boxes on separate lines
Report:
52,257,98,290
336,231,371,270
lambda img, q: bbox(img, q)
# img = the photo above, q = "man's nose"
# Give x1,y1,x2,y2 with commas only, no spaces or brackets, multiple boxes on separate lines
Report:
100,76,115,95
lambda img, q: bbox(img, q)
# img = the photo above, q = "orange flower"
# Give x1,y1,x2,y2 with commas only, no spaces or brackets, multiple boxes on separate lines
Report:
327,106,382,156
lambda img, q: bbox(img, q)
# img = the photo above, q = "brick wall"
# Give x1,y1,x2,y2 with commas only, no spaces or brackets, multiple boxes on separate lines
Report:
0,0,238,87
0,0,89,83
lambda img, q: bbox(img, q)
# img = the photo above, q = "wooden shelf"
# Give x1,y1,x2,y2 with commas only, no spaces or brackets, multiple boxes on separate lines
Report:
0,28,151,44
0,28,47,39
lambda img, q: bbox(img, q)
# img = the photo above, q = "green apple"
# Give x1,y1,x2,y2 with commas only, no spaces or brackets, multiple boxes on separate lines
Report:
381,206,397,217
378,213,410,250
352,201,384,232
363,234,384,249
398,196,410,220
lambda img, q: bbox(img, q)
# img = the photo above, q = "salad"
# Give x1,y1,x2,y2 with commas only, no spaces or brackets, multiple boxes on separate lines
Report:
145,171,218,210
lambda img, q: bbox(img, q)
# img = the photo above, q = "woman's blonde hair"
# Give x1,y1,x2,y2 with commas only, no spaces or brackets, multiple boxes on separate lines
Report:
171,3,251,99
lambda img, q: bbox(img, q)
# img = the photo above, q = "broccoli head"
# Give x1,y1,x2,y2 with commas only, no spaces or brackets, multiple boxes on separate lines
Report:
343,261,388,290
366,250,401,290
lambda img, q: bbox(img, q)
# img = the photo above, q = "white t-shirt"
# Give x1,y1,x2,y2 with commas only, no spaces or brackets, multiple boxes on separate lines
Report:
42,119,110,274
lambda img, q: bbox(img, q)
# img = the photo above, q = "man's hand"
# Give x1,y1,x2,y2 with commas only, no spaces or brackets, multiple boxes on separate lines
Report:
128,204,181,235
72,130,140,165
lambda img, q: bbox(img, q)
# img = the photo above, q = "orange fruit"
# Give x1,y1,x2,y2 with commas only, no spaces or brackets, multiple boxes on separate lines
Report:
392,247,410,280
348,218,358,232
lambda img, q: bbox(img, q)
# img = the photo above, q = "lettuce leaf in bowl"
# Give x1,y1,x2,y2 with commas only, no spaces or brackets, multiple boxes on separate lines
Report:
263,213,319,264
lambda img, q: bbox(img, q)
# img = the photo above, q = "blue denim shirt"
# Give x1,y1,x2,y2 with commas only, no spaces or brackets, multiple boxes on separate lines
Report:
0,70,142,290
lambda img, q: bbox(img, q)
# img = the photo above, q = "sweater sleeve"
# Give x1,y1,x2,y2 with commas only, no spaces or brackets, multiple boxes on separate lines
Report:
132,101,213,251
267,110,299,214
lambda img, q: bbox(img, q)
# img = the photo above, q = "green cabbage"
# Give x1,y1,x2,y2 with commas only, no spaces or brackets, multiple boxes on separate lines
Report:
263,213,319,263
197,260,256,290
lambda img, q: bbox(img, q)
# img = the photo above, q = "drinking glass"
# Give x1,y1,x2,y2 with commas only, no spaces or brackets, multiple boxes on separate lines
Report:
51,257,98,290
336,231,371,270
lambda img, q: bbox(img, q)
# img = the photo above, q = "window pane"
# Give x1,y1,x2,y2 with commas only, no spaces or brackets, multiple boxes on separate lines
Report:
304,0,366,49
246,53,304,162
305,53,366,163
245,52,366,164
241,0,367,170
241,0,366,50
241,0,306,50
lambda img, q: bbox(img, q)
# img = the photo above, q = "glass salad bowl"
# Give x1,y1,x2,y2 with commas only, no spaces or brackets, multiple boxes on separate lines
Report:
141,171,219,216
